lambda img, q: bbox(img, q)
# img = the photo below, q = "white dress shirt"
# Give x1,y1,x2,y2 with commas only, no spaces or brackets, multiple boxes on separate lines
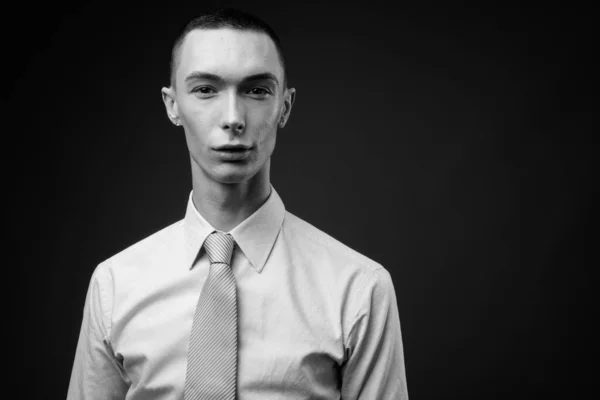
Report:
67,186,409,399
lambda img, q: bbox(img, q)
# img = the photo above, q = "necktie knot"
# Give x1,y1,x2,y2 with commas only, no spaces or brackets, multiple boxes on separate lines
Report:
203,232,235,265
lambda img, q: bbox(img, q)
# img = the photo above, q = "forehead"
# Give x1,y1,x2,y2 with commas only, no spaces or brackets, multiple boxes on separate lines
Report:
177,28,282,83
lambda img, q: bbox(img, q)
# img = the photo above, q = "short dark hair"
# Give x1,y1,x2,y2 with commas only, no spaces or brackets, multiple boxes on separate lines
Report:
169,8,287,89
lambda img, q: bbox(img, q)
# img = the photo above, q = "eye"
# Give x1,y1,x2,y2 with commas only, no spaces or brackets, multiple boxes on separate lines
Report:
192,86,216,95
248,87,270,97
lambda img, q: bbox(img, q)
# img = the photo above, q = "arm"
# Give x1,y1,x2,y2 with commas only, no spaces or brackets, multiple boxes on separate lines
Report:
67,266,129,399
341,268,409,399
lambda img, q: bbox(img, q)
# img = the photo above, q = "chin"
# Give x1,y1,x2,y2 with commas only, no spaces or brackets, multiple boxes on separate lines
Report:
212,163,258,184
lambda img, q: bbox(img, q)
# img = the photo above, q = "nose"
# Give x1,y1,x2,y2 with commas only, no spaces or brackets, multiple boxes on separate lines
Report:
220,91,246,134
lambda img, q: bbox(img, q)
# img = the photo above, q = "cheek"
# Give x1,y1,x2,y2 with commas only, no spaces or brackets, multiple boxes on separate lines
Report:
254,107,281,143
180,105,218,145
264,106,280,126
181,104,209,129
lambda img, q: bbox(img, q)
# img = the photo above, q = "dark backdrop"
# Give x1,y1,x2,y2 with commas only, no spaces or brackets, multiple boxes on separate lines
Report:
8,1,593,399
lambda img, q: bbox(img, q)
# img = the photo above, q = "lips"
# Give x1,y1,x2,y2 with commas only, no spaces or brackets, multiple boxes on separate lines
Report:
213,144,253,161
214,144,252,151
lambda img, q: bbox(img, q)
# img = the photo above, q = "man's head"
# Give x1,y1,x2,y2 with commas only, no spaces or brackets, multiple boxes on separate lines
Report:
169,8,288,90
161,8,296,186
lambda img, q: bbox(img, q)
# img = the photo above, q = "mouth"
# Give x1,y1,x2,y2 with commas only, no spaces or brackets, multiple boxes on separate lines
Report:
212,144,253,161
214,144,253,151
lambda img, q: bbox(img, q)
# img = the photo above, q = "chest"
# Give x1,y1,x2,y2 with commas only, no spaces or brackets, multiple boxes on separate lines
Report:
112,268,346,398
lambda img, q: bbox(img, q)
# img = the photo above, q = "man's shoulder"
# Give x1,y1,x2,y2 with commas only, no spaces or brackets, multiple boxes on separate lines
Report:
96,218,185,271
282,210,384,274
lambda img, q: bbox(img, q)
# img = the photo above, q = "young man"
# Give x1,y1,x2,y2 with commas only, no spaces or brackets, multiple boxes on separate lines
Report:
68,8,408,399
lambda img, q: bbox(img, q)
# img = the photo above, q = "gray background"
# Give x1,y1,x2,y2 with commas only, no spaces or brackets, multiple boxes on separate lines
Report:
8,1,593,399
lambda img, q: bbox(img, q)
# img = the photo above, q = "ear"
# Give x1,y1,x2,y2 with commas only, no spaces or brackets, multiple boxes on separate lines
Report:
278,87,296,128
161,86,181,126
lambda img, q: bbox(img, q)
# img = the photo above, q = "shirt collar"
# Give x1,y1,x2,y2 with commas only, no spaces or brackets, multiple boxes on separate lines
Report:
183,185,285,273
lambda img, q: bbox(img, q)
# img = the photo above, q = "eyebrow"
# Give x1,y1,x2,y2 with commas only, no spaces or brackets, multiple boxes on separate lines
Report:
184,71,279,86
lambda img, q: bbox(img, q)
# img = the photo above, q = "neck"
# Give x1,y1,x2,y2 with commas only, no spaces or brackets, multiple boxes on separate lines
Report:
190,161,272,232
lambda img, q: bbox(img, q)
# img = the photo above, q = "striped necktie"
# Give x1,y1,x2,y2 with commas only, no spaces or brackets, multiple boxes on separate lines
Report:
184,231,237,399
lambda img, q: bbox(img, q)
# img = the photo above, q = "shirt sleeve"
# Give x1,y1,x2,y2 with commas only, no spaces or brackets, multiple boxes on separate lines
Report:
341,267,409,399
67,265,130,399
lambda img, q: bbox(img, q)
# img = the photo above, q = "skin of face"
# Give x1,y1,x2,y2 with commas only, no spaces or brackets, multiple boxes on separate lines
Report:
162,28,296,187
